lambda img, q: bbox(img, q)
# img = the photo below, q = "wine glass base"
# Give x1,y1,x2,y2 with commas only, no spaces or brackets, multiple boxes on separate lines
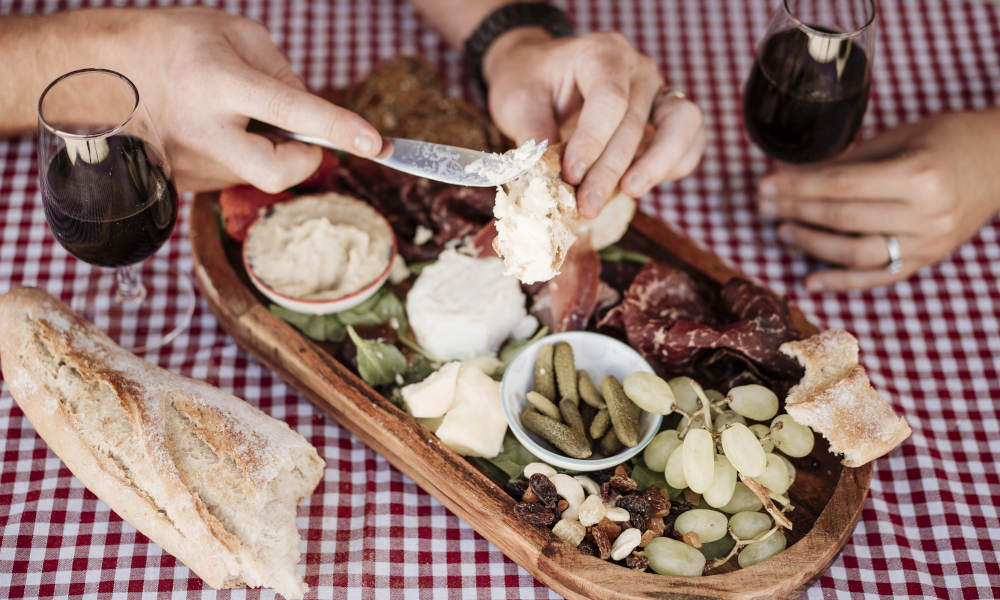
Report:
70,259,196,354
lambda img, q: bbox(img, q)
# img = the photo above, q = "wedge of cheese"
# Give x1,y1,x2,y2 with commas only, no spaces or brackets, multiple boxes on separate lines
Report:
434,364,507,458
400,361,461,418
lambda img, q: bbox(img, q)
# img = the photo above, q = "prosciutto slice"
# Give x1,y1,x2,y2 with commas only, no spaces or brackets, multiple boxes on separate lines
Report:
532,236,602,332
600,261,802,390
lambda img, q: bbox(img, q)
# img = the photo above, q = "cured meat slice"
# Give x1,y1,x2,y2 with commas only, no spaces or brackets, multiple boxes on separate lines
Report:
533,237,601,332
602,261,802,389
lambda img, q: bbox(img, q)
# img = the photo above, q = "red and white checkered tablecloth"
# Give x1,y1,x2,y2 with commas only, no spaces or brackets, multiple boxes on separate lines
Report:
2,0,999,598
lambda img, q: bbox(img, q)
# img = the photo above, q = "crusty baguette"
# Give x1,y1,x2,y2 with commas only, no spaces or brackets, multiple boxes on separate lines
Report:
0,288,324,599
781,329,911,467
492,143,636,284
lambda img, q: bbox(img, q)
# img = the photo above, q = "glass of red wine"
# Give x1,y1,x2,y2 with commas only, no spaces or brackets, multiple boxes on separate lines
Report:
743,0,876,163
38,68,194,352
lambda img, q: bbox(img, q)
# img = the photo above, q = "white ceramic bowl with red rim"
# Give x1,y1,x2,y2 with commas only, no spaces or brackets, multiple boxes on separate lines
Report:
501,331,663,472
242,196,398,315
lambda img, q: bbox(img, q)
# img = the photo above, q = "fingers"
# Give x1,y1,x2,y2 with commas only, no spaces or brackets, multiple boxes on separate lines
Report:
211,122,322,193
227,19,306,91
760,197,923,234
777,223,921,291
575,69,660,217
221,64,382,157
489,87,560,146
760,154,914,201
562,34,632,187
621,96,704,197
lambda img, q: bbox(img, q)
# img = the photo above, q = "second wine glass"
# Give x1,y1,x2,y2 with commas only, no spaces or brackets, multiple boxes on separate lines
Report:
743,0,877,163
38,68,194,352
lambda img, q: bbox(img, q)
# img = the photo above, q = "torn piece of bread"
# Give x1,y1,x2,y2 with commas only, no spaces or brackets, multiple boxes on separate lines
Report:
0,287,325,599
780,329,911,467
492,144,637,284
493,145,578,284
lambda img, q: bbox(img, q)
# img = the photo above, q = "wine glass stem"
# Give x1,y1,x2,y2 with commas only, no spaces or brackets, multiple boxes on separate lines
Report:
114,264,147,306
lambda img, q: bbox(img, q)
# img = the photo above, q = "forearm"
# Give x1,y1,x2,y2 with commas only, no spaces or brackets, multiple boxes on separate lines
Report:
0,10,135,136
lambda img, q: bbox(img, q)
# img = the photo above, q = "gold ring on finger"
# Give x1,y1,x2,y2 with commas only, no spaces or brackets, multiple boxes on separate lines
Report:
650,87,687,120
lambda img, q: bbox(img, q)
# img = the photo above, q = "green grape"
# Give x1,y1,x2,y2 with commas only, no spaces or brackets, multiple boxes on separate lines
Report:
727,384,779,421
738,531,787,568
623,372,675,414
771,414,815,458
776,453,796,487
682,428,715,493
702,454,737,508
665,445,688,489
646,537,707,577
753,453,791,495
728,511,772,540
643,429,682,472
721,423,766,477
714,411,747,430
674,508,729,543
749,423,774,453
667,376,701,414
718,482,764,514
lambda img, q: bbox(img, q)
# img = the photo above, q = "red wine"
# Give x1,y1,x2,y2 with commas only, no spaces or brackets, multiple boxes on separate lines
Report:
43,134,177,267
743,26,870,163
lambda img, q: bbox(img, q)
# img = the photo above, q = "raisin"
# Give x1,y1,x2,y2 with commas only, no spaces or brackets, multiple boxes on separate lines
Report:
617,494,649,517
577,540,599,557
625,554,649,571
557,499,569,512
643,486,671,518
529,473,558,508
513,502,556,526
600,480,621,504
505,480,529,502
669,501,693,518
613,463,632,478
590,525,613,560
608,474,638,493
591,517,622,543
589,467,615,485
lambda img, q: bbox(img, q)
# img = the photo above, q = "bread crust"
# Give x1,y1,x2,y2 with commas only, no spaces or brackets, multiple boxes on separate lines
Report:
781,329,911,467
0,288,324,598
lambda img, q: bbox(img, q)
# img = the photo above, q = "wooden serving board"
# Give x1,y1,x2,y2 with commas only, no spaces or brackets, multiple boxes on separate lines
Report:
189,193,872,600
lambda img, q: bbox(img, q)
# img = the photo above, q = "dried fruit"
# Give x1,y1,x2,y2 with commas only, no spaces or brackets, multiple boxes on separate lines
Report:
682,531,703,548
505,480,529,501
522,487,538,503
592,517,622,542
553,342,579,405
534,343,556,401
529,473,558,508
557,499,569,512
643,486,671,518
600,480,621,504
577,539,599,557
590,524,613,559
608,474,639,493
625,553,650,571
578,370,606,408
513,502,555,525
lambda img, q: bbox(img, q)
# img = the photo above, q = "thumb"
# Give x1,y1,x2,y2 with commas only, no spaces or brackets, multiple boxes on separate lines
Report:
489,92,560,146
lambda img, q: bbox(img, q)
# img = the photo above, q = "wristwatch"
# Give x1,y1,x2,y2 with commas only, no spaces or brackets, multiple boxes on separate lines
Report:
464,2,574,98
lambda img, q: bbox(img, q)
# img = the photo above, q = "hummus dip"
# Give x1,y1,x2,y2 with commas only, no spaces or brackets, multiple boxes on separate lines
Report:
244,193,394,300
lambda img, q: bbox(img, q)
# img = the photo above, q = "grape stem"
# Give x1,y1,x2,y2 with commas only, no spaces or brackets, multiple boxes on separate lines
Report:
689,380,714,433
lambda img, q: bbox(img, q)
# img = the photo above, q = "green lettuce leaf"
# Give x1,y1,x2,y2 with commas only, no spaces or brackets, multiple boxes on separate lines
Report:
347,325,407,388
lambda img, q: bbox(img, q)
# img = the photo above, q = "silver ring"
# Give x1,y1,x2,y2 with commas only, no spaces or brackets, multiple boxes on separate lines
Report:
651,87,686,120
884,234,903,274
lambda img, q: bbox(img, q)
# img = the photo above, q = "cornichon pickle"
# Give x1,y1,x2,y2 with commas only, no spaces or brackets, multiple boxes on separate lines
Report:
589,409,611,440
534,343,556,401
560,397,587,440
598,427,623,456
526,390,561,421
522,408,592,459
578,370,606,409
553,342,579,405
602,375,641,447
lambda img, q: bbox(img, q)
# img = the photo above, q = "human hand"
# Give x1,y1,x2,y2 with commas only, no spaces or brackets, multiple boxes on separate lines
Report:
88,7,381,192
482,29,706,218
757,109,1000,291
